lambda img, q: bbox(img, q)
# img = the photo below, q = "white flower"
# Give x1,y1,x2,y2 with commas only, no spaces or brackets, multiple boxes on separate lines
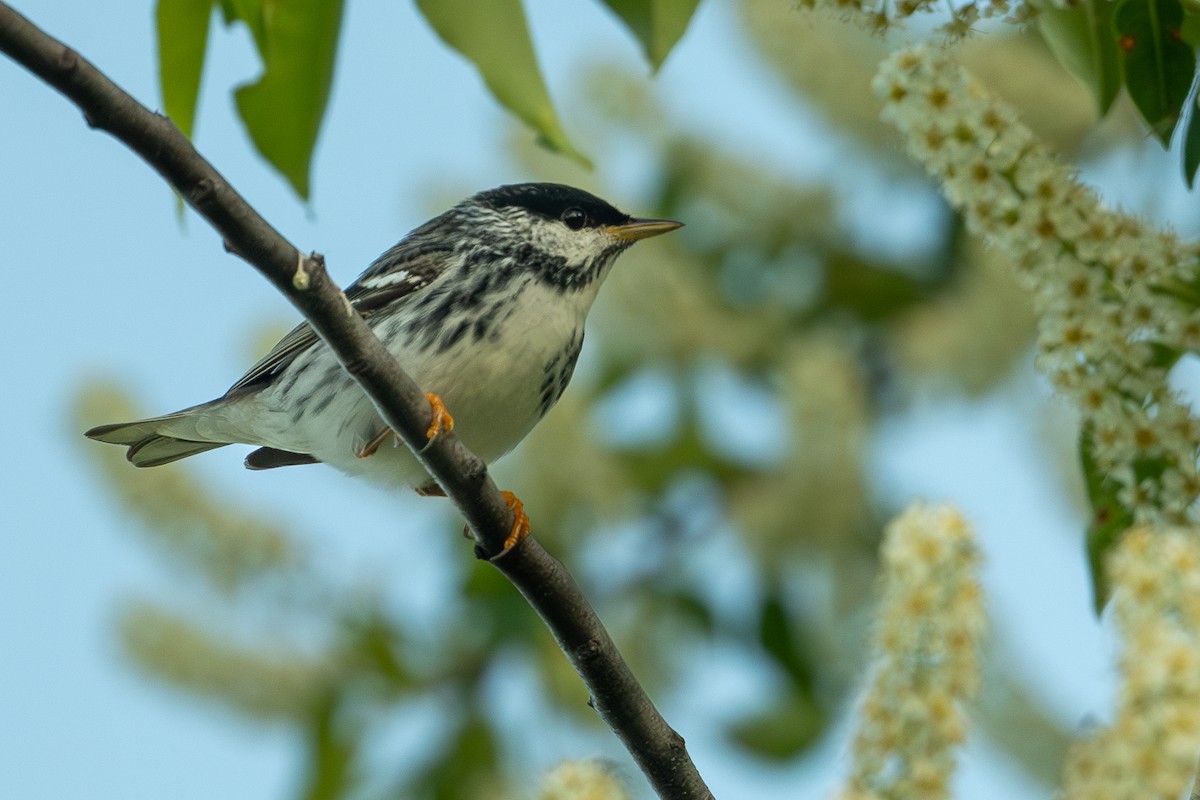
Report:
876,46,1200,525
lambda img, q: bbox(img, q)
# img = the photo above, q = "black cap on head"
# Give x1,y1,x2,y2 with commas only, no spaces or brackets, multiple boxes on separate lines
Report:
476,183,632,228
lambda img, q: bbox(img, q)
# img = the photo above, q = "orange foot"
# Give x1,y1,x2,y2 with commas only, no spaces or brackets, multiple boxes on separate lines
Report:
414,482,445,497
425,392,454,440
501,490,531,551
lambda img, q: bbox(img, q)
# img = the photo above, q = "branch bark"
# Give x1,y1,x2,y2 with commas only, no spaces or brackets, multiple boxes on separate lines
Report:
0,5,714,799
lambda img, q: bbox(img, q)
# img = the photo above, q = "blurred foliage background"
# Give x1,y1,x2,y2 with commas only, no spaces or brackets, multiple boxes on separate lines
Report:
66,0,1198,797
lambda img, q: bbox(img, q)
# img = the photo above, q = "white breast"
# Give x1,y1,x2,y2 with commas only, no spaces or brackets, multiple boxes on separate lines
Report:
281,277,595,488
410,277,588,461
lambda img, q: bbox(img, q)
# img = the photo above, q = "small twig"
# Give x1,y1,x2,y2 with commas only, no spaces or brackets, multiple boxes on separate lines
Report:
0,4,714,798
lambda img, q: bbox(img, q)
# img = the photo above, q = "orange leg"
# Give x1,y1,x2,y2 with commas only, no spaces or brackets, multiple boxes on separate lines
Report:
414,482,446,497
357,393,453,459
425,392,454,440
357,426,394,459
501,490,531,551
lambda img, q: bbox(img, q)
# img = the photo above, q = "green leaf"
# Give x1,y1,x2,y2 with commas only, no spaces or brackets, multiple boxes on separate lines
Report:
1113,0,1196,145
600,0,702,70
156,0,214,139
1183,83,1200,185
1079,424,1134,614
218,0,263,42
1038,0,1123,115
415,0,590,167
233,0,345,199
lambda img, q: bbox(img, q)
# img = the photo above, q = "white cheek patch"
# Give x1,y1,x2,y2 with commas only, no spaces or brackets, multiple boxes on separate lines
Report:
529,221,611,265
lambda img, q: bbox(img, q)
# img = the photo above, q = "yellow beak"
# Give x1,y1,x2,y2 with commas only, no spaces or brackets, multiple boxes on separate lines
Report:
606,217,684,242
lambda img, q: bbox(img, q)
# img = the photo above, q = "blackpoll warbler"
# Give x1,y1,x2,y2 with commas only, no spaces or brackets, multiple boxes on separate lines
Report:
86,183,681,546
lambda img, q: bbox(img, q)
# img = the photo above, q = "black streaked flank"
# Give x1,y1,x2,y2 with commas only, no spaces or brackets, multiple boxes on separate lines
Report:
439,319,471,352
538,332,584,417
472,302,502,343
307,385,340,418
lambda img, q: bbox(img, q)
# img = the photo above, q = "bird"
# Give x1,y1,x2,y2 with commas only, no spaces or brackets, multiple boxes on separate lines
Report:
86,183,682,550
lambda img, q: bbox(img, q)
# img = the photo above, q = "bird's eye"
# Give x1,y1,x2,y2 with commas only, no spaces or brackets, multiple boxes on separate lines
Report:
561,207,587,230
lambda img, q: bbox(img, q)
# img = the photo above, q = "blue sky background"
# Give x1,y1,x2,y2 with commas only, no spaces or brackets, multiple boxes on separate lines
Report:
4,1,1197,798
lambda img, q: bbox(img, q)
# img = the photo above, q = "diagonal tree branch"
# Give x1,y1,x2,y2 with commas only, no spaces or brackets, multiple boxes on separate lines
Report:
0,4,714,798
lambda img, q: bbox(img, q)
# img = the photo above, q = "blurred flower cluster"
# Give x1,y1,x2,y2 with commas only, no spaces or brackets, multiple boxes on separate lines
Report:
838,504,985,800
1060,528,1200,800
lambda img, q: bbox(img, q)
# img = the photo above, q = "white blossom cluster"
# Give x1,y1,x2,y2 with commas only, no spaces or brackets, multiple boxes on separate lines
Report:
839,503,985,800
1060,527,1200,799
874,47,1200,526
795,0,1031,40
536,760,628,800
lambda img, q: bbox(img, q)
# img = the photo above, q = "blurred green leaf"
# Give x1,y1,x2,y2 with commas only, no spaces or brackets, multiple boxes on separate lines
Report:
462,559,542,643
660,589,716,635
600,0,702,69
462,551,514,599
616,419,742,492
1183,0,1200,45
534,634,598,719
156,0,214,139
1038,0,1123,115
1079,424,1134,614
300,693,360,800
733,588,829,760
1113,0,1196,145
415,0,590,166
346,612,413,692
820,252,931,323
423,715,499,800
233,0,345,198
729,690,824,760
759,590,816,690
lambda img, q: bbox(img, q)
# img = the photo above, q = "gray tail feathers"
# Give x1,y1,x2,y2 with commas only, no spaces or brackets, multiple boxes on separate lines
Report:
85,413,228,468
